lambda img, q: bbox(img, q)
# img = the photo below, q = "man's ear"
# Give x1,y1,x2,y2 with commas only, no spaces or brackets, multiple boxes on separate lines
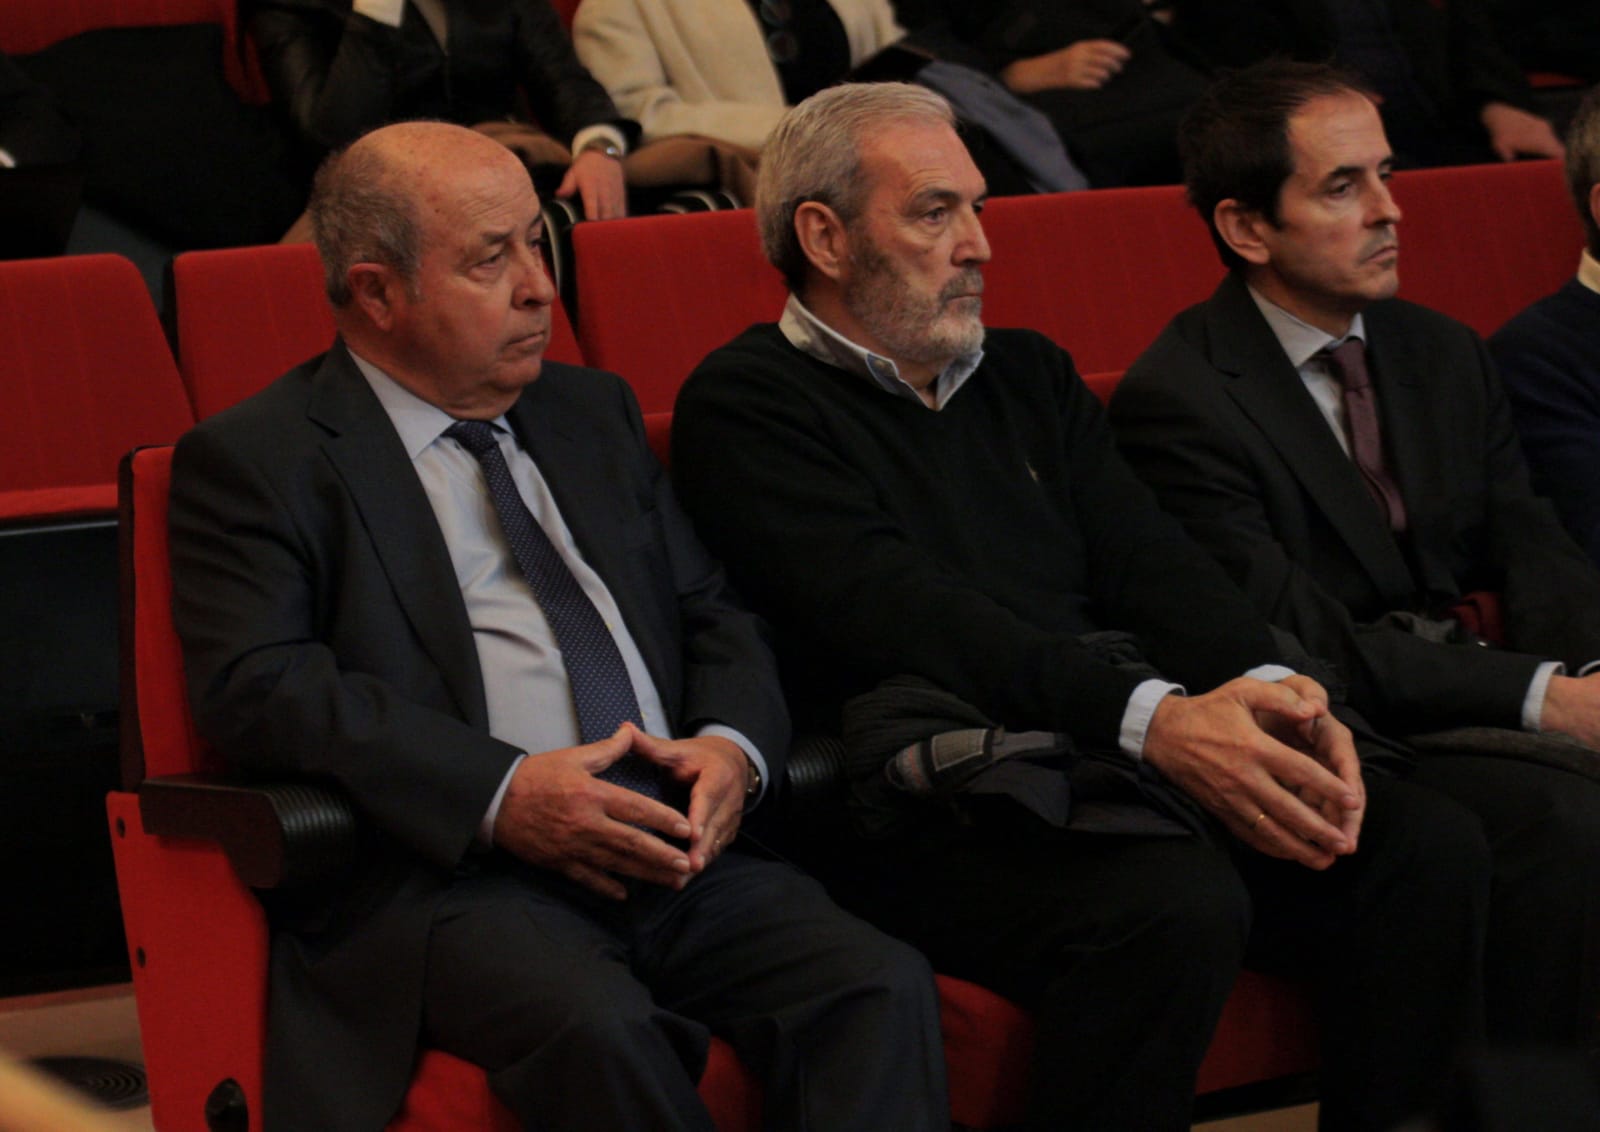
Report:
1214,198,1273,267
1588,181,1600,235
347,263,402,331
794,200,851,283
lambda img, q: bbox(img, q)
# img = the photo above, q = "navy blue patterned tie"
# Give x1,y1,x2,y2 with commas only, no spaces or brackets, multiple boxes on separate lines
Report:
446,420,666,802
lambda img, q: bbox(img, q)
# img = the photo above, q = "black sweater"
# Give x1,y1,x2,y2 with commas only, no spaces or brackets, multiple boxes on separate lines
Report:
672,324,1285,745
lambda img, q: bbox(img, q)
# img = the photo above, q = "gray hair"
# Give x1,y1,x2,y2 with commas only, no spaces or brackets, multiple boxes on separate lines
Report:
1566,86,1600,257
756,82,956,291
307,138,423,307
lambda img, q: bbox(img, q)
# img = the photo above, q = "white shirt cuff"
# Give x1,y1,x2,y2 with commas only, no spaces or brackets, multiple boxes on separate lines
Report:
478,752,526,849
571,124,627,158
1525,660,1566,731
1122,678,1185,759
696,723,767,808
1245,663,1297,683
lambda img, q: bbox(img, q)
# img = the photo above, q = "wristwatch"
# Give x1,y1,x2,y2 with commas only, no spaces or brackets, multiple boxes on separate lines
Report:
579,138,624,161
744,756,763,800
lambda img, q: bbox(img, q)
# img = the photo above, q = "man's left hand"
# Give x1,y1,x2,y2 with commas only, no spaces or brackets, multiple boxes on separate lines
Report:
557,148,627,220
627,724,747,873
1480,102,1565,161
1258,676,1366,851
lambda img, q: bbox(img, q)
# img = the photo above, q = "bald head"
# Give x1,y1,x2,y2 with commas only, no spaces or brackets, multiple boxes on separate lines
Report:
310,121,529,307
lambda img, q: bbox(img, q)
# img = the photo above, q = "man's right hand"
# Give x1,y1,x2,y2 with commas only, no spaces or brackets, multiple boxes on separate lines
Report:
1141,677,1364,870
492,728,693,900
1001,40,1132,94
1540,672,1600,751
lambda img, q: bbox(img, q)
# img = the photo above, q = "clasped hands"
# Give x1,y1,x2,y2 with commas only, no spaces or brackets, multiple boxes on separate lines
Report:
492,721,747,900
1142,675,1366,870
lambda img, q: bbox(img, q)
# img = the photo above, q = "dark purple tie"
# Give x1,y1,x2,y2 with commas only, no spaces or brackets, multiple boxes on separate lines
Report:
446,420,666,802
1325,339,1407,532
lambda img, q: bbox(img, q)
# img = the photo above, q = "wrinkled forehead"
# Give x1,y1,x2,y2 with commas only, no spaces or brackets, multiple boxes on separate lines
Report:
858,120,984,206
416,153,543,253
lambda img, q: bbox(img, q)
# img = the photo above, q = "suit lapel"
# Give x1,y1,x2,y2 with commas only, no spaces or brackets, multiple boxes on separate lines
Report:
1206,276,1417,598
306,344,490,729
1363,303,1453,596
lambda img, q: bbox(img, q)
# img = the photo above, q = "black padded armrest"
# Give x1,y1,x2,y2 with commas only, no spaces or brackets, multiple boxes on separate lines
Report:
782,733,848,828
138,773,358,890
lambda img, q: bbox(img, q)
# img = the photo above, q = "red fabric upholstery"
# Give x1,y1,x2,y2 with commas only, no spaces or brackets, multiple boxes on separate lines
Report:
0,484,117,522
124,446,213,780
1081,369,1124,406
573,209,786,412
0,255,192,520
932,970,1316,1126
645,410,673,466
548,0,582,27
1198,971,1318,1092
1392,160,1582,338
0,0,264,101
169,243,585,420
0,0,225,52
392,1039,762,1131
980,187,1223,376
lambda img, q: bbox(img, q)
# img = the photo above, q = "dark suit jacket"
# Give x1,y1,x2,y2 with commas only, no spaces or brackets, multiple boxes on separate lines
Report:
1110,273,1600,737
248,0,635,156
168,342,787,1130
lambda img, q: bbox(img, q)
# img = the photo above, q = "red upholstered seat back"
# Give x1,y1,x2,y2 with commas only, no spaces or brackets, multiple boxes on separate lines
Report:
0,255,193,522
169,243,585,420
1392,159,1582,338
980,186,1223,375
121,445,215,782
0,0,265,102
0,0,227,52
574,209,786,412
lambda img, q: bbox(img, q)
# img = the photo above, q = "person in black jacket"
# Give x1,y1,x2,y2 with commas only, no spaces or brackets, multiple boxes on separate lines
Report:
893,0,1207,185
248,0,634,217
1169,0,1566,165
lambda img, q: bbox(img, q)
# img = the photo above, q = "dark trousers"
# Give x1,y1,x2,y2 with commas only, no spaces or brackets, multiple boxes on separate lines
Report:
1407,754,1600,1052
420,849,946,1132
858,773,1490,1132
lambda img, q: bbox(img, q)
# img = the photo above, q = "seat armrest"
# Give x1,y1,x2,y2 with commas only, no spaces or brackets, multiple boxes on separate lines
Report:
138,773,357,889
783,733,847,814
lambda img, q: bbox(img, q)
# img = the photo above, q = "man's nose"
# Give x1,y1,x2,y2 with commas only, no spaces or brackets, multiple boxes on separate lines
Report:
957,208,992,265
515,240,557,306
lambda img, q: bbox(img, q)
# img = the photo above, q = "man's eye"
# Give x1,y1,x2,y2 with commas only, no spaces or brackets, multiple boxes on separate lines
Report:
480,251,506,267
924,207,948,223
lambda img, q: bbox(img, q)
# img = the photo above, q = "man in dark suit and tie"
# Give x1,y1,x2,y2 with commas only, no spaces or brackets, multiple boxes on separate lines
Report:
166,119,946,1132
1112,59,1600,1065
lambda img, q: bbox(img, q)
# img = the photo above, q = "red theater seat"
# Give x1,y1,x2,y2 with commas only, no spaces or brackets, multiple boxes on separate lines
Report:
1392,159,1582,338
110,444,763,1132
979,186,1223,376
574,208,785,412
0,254,193,522
168,243,585,420
0,0,263,102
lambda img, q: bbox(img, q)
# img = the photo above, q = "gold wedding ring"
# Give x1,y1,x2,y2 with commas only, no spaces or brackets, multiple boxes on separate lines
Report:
1251,811,1268,830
